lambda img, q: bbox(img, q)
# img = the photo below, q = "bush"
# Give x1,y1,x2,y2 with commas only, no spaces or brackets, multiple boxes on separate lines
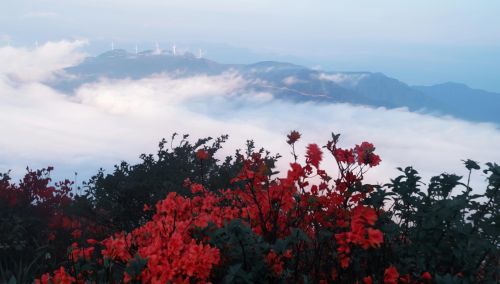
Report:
29,132,498,283
82,133,279,233
0,168,84,283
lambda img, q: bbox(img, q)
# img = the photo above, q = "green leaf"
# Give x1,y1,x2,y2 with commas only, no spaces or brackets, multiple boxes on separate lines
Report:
462,159,480,171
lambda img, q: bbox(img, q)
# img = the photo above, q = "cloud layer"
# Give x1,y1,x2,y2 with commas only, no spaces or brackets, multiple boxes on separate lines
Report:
1,41,499,193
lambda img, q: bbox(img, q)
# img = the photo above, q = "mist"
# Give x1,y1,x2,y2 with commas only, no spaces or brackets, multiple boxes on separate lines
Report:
1,41,499,192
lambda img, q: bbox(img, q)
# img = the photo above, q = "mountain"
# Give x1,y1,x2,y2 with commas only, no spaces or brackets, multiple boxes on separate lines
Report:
413,82,500,124
52,49,233,92
49,50,500,125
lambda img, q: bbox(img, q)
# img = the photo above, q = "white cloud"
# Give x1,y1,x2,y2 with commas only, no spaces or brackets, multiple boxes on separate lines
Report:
0,41,498,194
282,76,303,86
74,73,246,115
0,40,87,83
317,73,368,88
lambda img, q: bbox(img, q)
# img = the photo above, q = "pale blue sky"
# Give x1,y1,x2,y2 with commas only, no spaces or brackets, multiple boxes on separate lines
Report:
2,0,500,91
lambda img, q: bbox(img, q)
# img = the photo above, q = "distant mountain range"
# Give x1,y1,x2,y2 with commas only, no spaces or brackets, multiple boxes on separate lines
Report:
50,49,500,125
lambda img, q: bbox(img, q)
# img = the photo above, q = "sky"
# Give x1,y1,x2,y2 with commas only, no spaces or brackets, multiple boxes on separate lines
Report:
1,0,500,91
1,41,499,194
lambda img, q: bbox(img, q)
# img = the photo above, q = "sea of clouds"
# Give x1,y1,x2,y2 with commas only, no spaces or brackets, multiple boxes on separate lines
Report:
1,40,499,192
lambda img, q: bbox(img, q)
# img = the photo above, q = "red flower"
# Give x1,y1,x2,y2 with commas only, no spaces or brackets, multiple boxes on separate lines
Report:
331,268,338,280
34,273,50,284
48,232,56,241
355,142,381,166
71,229,82,239
196,149,209,160
384,266,399,284
70,244,95,261
363,276,373,284
190,183,205,194
334,148,355,164
367,228,384,248
362,207,378,226
287,130,301,144
306,143,323,168
52,266,75,284
266,250,284,276
102,232,131,262
340,256,350,269
422,271,432,280
283,249,293,258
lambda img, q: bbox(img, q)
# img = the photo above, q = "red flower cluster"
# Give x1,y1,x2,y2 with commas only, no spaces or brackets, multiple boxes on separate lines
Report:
334,148,355,164
286,130,301,145
422,271,432,281
265,250,284,276
335,206,384,268
70,242,95,262
38,132,432,283
196,149,210,160
35,267,75,284
355,142,381,166
0,167,104,272
306,143,323,168
384,265,400,284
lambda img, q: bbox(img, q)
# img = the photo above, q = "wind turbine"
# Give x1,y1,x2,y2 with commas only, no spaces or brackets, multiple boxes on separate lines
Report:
35,40,39,48
172,44,176,56
155,42,161,54
135,44,138,55
198,48,206,59
111,41,114,51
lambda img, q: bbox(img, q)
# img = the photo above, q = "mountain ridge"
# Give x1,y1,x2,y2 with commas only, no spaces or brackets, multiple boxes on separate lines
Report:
49,49,500,125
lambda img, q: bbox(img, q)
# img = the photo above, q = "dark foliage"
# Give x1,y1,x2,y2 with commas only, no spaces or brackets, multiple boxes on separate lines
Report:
82,134,280,232
0,133,498,283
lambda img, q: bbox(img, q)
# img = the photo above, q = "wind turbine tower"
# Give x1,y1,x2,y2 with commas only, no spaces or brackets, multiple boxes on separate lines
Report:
111,41,114,51
198,48,206,59
135,44,138,55
35,40,39,48
155,42,161,54
172,44,176,56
